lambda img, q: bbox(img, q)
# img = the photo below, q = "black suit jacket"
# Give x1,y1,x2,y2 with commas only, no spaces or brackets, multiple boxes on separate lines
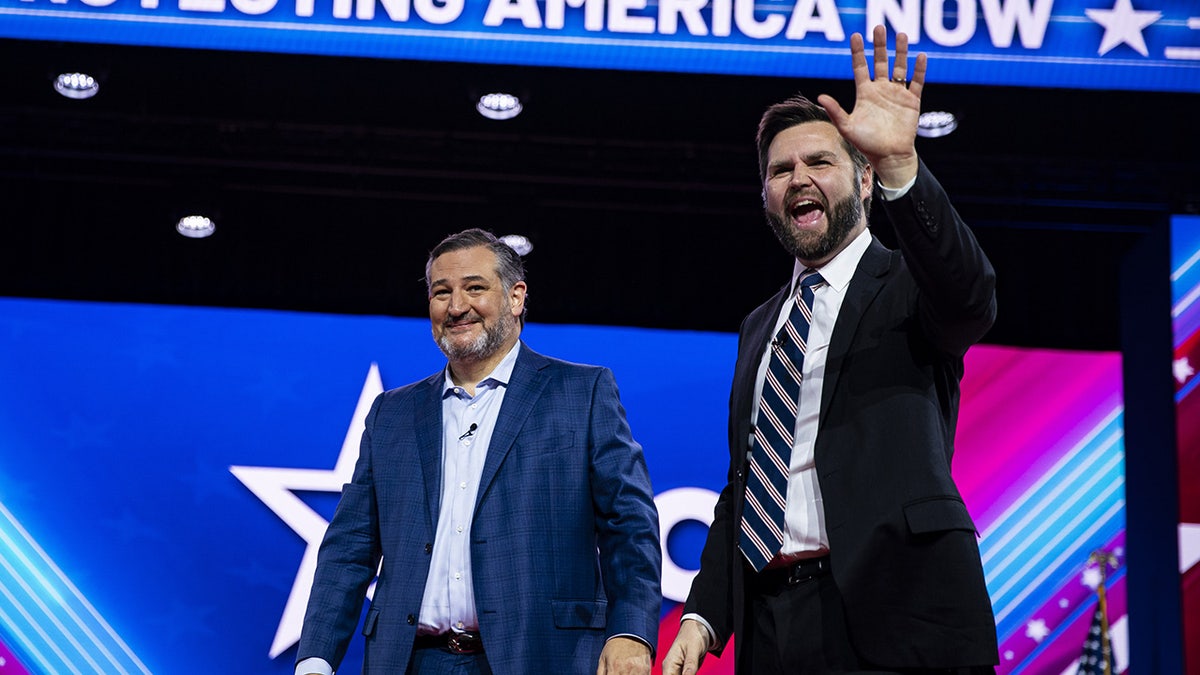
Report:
684,160,1000,669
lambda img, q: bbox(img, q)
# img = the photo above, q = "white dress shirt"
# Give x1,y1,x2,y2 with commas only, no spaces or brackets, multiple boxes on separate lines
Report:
747,228,870,558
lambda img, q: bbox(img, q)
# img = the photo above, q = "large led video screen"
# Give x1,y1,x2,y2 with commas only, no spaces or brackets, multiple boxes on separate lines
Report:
1171,214,1200,675
1,0,1198,92
0,296,1125,673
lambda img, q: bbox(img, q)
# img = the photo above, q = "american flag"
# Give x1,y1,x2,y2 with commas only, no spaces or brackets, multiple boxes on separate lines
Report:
1075,602,1112,675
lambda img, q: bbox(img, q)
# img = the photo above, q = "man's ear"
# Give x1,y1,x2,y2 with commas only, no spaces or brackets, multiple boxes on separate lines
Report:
509,281,527,317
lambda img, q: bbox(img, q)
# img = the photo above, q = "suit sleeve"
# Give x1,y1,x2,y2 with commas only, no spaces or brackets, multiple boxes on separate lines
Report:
296,394,385,670
679,311,764,655
879,159,997,356
587,368,663,653
680,480,739,654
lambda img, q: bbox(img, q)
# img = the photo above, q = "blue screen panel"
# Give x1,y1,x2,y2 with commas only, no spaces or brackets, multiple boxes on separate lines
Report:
2,0,1198,91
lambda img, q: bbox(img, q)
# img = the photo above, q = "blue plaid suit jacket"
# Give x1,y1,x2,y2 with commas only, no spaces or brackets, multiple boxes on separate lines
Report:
298,343,662,674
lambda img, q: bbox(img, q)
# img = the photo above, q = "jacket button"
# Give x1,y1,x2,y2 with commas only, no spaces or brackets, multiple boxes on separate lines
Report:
407,614,416,625
424,543,433,554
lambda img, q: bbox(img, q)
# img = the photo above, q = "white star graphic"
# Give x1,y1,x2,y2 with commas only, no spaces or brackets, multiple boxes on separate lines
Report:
1085,0,1161,56
1174,357,1195,384
1025,618,1050,642
1081,565,1103,590
1181,522,1200,574
231,364,384,659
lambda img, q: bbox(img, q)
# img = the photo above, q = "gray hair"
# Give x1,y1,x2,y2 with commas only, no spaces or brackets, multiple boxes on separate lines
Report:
424,228,528,323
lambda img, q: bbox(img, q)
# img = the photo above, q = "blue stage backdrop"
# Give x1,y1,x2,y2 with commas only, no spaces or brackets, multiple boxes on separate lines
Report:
0,296,1126,674
1,0,1198,91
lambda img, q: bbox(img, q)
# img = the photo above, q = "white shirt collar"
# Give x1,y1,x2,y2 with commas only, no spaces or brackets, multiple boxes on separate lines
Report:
789,227,872,295
442,340,522,395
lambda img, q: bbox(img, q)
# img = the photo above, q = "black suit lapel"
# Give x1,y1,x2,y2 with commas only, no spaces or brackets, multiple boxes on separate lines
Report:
731,283,791,456
819,238,894,427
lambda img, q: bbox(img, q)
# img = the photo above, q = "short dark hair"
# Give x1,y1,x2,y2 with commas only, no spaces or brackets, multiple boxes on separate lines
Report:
425,228,528,322
756,94,872,192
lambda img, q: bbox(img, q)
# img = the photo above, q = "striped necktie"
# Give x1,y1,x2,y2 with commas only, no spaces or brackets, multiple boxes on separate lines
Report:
740,271,826,572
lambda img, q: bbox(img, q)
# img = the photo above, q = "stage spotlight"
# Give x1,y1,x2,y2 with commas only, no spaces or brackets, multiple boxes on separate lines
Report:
176,215,216,239
54,72,100,100
476,92,523,120
917,111,958,138
499,234,533,256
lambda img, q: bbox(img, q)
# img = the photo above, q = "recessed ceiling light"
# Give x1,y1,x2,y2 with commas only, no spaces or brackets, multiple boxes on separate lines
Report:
476,93,522,120
176,215,216,239
54,72,99,100
499,233,533,256
917,111,958,138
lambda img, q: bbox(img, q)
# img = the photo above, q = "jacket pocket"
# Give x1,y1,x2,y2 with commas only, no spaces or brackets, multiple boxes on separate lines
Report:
527,432,576,456
551,599,607,629
903,496,977,534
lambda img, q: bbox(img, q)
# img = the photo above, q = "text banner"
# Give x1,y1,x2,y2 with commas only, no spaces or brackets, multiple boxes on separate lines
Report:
2,0,1198,91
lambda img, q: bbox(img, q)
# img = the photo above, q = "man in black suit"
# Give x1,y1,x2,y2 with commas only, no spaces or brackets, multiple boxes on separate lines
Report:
662,25,999,675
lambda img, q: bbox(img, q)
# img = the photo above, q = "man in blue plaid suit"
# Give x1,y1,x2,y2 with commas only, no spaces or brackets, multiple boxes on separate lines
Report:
297,228,661,675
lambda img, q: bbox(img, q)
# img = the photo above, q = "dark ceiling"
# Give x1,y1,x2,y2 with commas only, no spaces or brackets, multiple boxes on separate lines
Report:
2,37,1197,351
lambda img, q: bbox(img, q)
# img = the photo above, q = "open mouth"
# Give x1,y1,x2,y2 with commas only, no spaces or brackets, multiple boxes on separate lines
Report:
788,197,825,228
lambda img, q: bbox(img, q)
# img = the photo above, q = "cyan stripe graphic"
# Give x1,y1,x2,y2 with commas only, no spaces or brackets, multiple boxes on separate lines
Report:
978,408,1125,641
0,502,152,675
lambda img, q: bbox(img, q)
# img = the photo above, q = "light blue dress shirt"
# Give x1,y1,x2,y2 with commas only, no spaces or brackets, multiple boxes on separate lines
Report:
296,342,521,675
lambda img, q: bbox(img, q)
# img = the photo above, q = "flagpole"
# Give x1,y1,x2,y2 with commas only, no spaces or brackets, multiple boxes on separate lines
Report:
1088,550,1118,675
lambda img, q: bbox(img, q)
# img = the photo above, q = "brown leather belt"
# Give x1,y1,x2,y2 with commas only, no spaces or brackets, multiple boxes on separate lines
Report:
413,630,484,654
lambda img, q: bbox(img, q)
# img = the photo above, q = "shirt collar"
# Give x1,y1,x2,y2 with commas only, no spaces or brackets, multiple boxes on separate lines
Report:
789,227,872,295
442,340,522,396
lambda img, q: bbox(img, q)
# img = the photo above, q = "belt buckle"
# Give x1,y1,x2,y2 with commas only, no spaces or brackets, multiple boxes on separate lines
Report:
786,567,806,585
447,630,482,654
786,557,826,585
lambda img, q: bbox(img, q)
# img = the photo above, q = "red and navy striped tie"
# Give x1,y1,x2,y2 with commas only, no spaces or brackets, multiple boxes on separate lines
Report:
740,271,825,571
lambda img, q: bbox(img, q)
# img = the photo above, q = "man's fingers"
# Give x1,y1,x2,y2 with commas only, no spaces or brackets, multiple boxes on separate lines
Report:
663,650,700,675
848,32,869,84
893,31,908,82
816,93,849,128
872,24,889,81
661,650,681,675
909,52,928,97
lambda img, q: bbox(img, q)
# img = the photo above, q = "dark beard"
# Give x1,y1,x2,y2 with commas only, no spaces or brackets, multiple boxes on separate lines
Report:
766,188,864,264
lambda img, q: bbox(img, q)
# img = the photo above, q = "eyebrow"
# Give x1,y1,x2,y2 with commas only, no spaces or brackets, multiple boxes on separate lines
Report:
430,274,491,288
769,150,839,171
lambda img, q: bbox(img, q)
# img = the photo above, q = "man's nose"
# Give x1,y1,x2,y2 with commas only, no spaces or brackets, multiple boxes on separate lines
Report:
789,167,812,188
448,289,469,314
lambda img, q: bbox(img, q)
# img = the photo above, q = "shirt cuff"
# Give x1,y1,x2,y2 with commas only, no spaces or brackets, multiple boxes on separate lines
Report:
877,174,917,201
295,657,334,675
608,632,653,652
679,613,717,652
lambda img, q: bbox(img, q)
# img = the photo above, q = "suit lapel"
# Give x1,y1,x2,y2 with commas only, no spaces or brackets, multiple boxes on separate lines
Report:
416,371,447,526
474,343,549,515
820,237,893,426
733,283,791,454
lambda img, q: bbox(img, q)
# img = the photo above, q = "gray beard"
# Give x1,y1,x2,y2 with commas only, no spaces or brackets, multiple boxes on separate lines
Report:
766,189,863,264
437,311,516,363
